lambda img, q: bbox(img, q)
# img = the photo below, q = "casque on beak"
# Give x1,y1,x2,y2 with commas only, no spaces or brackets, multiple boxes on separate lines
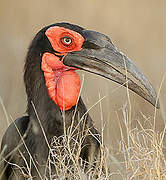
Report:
63,30,160,109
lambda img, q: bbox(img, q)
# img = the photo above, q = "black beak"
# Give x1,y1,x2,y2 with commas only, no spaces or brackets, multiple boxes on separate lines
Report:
63,30,160,109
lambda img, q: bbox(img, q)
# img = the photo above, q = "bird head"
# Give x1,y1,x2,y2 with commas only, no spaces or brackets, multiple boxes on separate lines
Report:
24,22,159,112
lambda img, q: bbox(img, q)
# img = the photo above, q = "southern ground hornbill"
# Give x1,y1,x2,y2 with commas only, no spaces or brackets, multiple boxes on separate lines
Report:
0,22,159,179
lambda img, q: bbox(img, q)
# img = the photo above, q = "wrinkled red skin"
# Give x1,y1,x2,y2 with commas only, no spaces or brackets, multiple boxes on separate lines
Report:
41,26,84,110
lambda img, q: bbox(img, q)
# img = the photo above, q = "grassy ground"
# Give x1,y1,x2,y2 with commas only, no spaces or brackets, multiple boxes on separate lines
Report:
46,106,166,179
0,94,166,179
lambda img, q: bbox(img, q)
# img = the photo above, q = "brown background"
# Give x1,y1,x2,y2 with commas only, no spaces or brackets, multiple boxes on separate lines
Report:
0,0,166,151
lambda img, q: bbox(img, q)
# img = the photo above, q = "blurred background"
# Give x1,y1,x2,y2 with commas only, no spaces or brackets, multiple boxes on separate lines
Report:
0,0,166,154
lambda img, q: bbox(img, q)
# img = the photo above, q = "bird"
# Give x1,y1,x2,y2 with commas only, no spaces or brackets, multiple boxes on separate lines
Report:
0,22,159,179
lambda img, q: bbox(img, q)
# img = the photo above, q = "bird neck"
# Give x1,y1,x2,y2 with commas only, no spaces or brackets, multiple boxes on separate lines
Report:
24,54,86,139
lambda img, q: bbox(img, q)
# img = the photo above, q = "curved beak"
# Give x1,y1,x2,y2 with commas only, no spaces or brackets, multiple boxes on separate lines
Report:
63,30,160,109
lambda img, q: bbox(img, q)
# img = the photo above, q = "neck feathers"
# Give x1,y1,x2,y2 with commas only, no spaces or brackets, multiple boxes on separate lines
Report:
24,28,89,138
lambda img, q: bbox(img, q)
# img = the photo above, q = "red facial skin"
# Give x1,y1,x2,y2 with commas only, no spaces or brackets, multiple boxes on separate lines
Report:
41,26,85,110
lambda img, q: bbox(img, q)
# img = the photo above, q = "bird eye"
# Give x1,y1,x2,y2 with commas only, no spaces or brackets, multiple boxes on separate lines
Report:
61,36,72,46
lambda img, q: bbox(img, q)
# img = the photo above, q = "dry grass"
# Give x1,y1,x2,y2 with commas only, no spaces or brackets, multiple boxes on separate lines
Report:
0,69,166,180
0,96,166,180
46,130,108,179
117,105,166,179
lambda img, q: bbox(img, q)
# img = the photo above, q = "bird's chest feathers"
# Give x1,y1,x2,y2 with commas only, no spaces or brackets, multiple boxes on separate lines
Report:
41,52,81,110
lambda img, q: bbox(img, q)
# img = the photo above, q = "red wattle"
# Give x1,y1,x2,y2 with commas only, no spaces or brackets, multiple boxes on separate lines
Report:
55,71,81,110
41,52,81,110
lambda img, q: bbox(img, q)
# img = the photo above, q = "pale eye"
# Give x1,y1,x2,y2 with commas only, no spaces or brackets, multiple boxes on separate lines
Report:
61,36,72,46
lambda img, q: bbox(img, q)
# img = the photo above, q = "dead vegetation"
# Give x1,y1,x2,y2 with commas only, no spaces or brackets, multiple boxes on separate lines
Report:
0,95,166,180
